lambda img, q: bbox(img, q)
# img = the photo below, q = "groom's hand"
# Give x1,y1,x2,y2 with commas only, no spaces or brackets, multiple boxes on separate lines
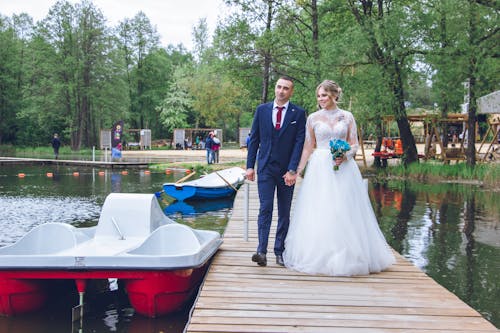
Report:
246,168,255,181
283,171,297,186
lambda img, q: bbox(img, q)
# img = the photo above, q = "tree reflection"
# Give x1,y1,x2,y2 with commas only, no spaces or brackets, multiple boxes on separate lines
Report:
391,187,416,252
463,195,476,303
370,180,499,327
370,182,416,253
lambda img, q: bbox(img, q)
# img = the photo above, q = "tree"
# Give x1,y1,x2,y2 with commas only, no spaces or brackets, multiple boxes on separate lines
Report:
0,16,24,144
25,0,112,149
463,0,499,166
347,0,420,165
192,18,210,63
420,0,499,166
74,0,109,148
188,67,248,135
157,67,191,135
116,11,161,130
220,0,293,103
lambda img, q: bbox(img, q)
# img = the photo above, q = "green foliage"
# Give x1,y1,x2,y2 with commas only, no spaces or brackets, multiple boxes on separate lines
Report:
157,66,191,134
383,161,500,188
148,160,245,173
0,16,24,144
0,0,498,153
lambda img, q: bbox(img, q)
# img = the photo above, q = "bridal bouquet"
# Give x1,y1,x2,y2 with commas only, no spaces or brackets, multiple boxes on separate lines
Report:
329,139,351,171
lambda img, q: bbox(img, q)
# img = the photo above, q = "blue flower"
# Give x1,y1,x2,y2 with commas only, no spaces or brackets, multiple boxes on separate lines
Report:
329,139,351,171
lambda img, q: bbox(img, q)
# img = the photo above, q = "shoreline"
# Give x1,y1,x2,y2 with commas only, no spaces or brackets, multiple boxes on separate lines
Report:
120,147,382,166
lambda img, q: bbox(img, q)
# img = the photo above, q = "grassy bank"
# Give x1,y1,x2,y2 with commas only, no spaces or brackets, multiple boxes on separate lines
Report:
149,159,500,190
150,158,500,191
0,145,98,156
4,144,498,189
148,161,245,175
379,162,500,189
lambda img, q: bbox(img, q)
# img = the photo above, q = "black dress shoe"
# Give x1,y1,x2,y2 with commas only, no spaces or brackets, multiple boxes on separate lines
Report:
251,252,267,266
276,254,284,266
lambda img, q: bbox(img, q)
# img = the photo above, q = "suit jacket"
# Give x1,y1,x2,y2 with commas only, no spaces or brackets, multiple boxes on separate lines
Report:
246,101,306,173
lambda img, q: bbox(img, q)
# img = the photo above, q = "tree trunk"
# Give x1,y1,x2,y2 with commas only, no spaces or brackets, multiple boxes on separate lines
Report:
391,61,418,165
373,121,384,168
311,0,321,82
466,0,478,167
262,54,270,103
261,0,274,103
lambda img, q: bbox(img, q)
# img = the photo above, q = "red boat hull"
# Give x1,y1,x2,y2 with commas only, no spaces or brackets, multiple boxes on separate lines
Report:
0,278,48,316
0,265,207,318
126,268,205,317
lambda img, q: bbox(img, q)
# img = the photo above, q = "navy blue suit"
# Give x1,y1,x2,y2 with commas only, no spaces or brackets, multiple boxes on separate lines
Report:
246,102,306,256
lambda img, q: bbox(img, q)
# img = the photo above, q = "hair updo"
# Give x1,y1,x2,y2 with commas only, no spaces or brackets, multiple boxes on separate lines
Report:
316,80,342,102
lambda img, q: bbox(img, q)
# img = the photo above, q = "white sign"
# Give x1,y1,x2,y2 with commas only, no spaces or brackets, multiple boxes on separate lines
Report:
477,90,500,114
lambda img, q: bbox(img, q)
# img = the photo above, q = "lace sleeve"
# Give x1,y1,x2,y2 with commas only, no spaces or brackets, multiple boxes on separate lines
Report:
297,114,316,171
345,112,359,160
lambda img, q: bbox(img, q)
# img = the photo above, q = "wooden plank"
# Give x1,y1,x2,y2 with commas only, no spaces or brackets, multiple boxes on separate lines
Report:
191,301,478,317
187,324,494,333
186,181,498,332
195,291,475,309
188,314,493,330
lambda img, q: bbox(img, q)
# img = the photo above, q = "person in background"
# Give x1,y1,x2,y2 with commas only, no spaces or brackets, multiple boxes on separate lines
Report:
246,132,251,149
211,133,221,163
195,135,201,149
111,142,122,160
205,132,214,164
51,133,61,159
246,75,307,267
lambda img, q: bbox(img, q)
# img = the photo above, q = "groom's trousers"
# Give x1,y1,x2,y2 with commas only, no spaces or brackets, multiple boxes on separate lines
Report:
256,161,294,256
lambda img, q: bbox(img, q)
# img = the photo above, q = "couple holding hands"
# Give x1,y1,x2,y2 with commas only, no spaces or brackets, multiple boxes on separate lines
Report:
246,76,395,276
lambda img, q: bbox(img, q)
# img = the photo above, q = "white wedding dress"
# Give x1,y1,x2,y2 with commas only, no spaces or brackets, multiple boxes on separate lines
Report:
283,108,395,276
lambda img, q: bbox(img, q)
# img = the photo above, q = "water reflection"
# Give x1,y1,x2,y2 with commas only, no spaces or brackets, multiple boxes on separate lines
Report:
0,197,101,247
0,164,232,333
372,181,499,327
164,198,234,216
0,164,498,329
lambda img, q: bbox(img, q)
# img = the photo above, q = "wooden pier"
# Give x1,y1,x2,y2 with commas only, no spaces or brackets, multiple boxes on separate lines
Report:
0,157,149,169
186,181,498,333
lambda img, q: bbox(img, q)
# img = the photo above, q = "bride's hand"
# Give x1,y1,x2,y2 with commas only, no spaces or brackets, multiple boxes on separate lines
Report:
297,166,305,178
334,157,344,166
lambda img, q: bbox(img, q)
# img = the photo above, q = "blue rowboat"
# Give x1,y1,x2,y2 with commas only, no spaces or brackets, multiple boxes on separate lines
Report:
161,167,246,201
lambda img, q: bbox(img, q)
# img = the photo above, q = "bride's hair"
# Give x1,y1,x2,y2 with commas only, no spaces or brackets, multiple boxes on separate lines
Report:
316,80,342,109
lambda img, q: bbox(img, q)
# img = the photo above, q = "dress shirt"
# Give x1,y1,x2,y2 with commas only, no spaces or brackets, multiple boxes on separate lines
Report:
273,102,289,128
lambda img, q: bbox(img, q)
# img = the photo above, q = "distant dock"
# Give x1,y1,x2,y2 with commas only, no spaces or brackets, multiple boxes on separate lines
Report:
0,157,149,169
186,180,498,332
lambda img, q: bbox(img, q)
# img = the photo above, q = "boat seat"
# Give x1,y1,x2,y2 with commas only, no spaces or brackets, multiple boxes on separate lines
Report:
128,224,201,255
0,223,86,255
95,193,173,240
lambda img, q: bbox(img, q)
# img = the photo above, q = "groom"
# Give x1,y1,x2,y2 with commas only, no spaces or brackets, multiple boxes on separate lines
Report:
246,76,306,266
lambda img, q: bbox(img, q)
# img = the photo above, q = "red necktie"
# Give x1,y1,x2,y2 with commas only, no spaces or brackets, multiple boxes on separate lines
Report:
275,106,284,130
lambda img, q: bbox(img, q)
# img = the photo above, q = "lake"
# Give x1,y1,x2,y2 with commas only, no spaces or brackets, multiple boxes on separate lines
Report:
0,164,498,331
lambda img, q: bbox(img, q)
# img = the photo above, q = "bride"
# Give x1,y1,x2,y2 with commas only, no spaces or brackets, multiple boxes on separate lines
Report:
283,80,395,276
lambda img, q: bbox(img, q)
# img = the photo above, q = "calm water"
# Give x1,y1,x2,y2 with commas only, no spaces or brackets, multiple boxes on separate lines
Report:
0,164,498,331
372,180,499,328
0,164,232,333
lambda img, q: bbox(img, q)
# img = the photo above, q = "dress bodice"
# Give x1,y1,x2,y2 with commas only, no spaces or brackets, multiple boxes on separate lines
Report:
303,109,359,156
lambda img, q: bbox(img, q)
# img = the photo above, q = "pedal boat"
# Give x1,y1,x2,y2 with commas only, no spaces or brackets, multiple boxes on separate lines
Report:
0,193,222,318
